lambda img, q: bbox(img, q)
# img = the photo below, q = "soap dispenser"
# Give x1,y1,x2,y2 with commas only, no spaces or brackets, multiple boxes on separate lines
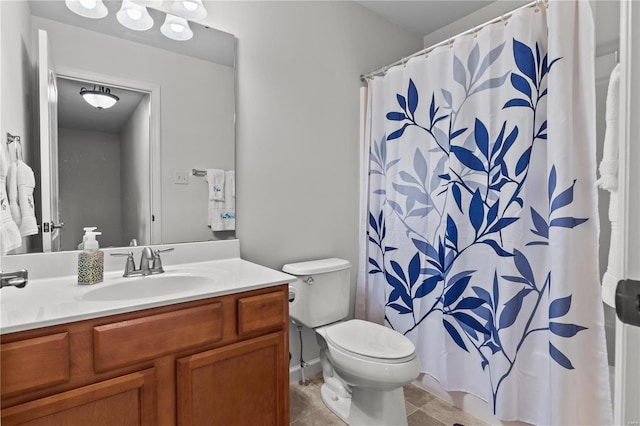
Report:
78,231,104,285
77,226,97,250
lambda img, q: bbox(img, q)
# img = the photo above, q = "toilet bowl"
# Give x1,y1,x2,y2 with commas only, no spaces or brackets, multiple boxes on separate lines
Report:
285,259,420,426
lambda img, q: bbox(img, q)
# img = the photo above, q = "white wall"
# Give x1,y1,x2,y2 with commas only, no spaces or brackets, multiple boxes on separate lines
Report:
0,1,33,161
200,1,424,370
0,1,34,255
423,0,529,48
31,16,235,245
58,128,122,249
120,96,151,246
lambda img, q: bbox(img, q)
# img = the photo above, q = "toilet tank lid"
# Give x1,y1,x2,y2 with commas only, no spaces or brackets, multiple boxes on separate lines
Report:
282,258,351,275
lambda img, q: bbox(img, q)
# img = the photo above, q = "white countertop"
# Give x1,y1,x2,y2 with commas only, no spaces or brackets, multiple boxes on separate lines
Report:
0,241,296,334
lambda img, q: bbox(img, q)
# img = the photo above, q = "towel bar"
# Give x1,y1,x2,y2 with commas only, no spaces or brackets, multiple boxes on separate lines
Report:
6,133,20,145
192,169,207,177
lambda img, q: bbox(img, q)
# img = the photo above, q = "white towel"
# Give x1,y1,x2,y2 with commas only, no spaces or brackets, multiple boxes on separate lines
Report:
222,170,235,230
228,169,235,198
0,148,22,254
207,170,235,231
597,64,620,307
205,169,225,201
16,160,38,236
7,161,21,227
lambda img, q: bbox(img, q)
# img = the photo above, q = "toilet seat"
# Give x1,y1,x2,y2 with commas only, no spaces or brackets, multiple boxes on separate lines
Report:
325,319,416,364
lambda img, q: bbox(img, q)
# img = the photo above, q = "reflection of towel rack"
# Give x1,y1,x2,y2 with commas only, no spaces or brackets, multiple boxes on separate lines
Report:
6,133,20,145
192,168,207,177
6,133,23,161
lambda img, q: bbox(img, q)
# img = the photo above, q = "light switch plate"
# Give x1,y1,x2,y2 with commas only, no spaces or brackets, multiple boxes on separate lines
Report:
174,171,189,185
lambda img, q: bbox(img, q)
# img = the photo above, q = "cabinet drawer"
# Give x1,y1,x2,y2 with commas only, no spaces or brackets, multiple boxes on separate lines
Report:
1,332,70,397
1,368,157,426
237,291,286,337
94,303,222,372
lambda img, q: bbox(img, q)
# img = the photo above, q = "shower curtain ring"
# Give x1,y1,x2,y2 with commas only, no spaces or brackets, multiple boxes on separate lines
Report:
448,38,454,48
501,14,509,26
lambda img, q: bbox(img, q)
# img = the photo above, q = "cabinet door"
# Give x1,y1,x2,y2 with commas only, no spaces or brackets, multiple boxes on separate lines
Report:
0,369,156,426
177,332,288,426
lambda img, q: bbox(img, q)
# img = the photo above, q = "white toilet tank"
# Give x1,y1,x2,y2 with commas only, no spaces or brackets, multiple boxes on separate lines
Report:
284,258,351,328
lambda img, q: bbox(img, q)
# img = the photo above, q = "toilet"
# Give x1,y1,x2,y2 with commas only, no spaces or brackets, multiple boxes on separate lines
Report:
285,258,420,426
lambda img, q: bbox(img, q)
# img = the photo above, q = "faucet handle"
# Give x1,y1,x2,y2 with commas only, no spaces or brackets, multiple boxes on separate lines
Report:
110,252,136,277
110,251,134,258
152,248,174,273
154,248,175,255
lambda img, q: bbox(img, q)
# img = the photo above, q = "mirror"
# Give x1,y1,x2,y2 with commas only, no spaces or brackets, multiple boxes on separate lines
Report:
2,0,236,254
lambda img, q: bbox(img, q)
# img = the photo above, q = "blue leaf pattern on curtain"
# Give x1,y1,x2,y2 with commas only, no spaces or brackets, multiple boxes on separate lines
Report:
367,38,591,413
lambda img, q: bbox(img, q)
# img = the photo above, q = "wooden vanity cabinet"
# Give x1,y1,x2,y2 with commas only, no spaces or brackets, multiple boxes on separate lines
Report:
0,285,289,426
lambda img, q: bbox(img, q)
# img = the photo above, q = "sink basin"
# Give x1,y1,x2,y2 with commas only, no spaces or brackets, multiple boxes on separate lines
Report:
81,273,215,301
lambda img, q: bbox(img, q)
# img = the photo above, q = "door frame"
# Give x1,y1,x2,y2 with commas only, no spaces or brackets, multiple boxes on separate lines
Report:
49,65,162,247
614,1,640,424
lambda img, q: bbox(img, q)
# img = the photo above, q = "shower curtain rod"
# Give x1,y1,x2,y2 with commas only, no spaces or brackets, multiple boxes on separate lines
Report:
360,0,548,82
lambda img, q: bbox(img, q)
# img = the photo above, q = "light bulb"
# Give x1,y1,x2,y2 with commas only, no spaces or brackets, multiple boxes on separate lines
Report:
183,1,198,11
117,0,153,31
79,0,96,9
65,0,108,19
127,8,142,20
161,14,193,41
170,0,207,20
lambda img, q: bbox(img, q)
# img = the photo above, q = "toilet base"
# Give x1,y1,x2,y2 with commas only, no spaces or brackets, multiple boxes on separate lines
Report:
348,386,409,426
321,383,410,426
320,382,351,423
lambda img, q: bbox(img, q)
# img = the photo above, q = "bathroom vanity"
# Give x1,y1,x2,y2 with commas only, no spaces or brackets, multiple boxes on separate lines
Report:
0,241,293,426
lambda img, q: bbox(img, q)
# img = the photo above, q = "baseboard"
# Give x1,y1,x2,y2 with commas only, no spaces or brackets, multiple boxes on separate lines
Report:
289,357,321,383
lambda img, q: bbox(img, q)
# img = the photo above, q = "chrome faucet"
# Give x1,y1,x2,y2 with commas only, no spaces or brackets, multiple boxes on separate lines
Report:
111,247,174,278
139,247,154,273
0,269,28,289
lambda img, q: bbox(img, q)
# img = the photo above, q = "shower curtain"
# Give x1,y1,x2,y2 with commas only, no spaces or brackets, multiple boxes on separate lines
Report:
357,1,612,424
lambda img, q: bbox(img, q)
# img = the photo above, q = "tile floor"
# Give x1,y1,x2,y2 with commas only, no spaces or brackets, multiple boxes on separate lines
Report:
290,373,487,426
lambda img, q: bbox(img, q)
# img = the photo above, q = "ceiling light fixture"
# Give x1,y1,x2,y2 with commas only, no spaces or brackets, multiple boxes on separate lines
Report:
170,0,207,21
65,0,108,19
117,0,154,31
80,86,119,110
161,14,193,41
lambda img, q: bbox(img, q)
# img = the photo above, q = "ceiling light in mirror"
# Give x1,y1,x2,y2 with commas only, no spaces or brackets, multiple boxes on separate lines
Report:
117,0,154,31
170,0,207,21
79,86,120,109
65,0,108,19
161,14,193,41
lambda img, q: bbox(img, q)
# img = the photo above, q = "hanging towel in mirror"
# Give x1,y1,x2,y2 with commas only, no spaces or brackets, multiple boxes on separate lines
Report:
6,161,21,227
205,169,225,201
221,170,235,230
0,148,22,254
207,170,235,231
227,170,235,198
16,160,38,237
